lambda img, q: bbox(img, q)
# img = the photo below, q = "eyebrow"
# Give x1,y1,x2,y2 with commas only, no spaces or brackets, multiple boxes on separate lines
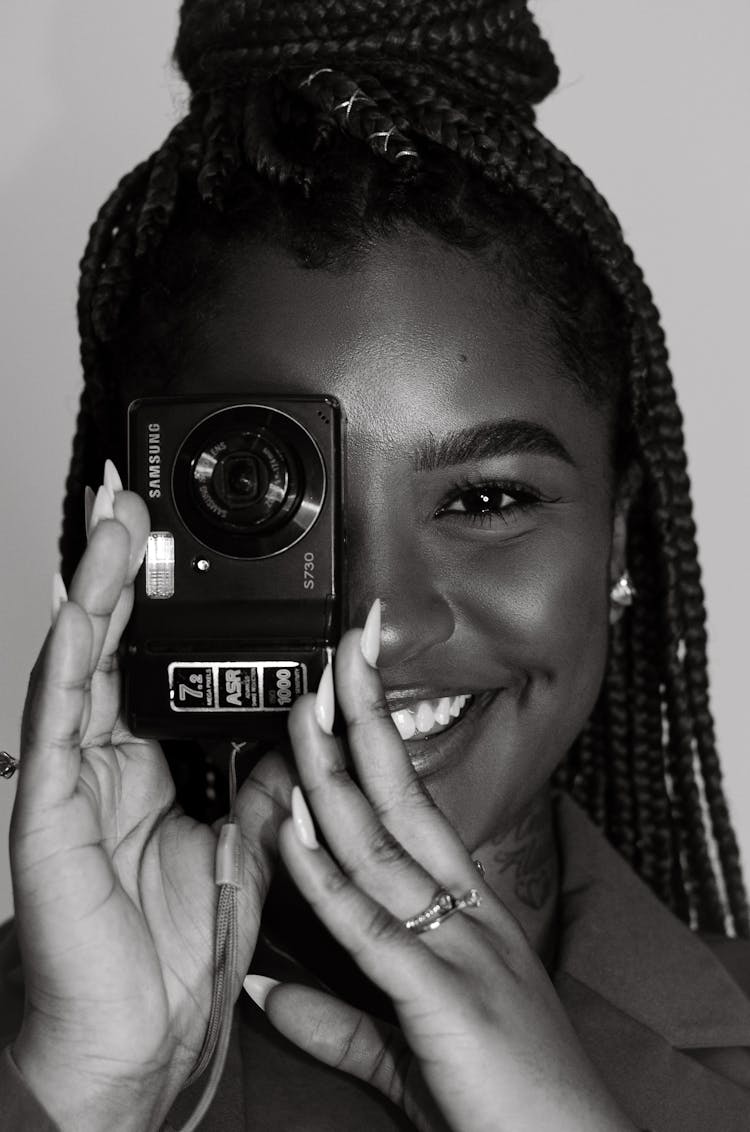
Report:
413,419,575,472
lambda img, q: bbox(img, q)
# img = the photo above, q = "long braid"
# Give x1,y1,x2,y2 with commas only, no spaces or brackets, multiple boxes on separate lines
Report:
61,0,748,937
626,511,677,909
603,619,636,866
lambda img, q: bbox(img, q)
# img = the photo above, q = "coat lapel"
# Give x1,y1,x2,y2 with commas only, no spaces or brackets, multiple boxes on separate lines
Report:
553,794,750,1130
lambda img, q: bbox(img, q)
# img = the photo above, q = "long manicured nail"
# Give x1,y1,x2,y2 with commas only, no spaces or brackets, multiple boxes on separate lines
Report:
103,459,124,496
360,597,381,668
84,485,96,536
243,974,281,1011
291,785,319,849
314,659,335,735
51,572,67,621
88,484,114,536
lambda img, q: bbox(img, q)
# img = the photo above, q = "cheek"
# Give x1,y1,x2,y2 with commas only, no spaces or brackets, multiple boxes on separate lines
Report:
455,522,612,716
529,534,611,679
432,528,612,847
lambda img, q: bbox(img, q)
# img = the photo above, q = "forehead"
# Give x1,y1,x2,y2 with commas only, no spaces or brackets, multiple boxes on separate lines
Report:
145,229,610,470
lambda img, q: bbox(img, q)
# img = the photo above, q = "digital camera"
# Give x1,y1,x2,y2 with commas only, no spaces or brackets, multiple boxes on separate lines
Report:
123,395,345,740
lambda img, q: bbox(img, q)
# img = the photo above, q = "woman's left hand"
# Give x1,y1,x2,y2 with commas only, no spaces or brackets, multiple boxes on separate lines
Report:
261,623,637,1132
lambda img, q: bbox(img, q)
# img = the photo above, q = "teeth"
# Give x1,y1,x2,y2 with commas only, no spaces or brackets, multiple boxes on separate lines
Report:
390,693,472,740
415,702,435,732
434,697,452,725
391,709,417,740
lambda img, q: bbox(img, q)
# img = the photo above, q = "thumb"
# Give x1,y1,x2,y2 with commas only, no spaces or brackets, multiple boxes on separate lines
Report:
245,979,446,1131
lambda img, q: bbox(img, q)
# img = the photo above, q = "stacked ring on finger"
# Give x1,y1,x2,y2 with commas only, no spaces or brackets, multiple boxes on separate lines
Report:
403,859,485,934
403,887,482,934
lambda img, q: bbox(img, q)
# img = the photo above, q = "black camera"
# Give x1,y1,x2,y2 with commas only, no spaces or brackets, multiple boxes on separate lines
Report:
123,395,345,740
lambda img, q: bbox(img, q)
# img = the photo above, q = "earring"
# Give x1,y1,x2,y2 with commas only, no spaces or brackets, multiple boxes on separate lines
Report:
610,570,636,607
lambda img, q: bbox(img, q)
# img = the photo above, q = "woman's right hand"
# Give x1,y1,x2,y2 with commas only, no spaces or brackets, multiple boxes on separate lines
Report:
9,479,293,1132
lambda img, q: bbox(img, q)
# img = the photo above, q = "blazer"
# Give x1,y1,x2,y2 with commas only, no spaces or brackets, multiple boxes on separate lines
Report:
2,793,749,1131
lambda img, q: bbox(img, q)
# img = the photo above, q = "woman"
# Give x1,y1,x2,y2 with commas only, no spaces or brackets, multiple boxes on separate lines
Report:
2,2,749,1129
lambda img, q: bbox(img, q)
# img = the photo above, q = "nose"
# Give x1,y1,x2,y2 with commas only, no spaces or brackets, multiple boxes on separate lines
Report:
344,512,455,670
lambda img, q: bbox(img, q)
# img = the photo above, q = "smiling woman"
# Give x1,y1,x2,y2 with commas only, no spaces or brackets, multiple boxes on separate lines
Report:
2,3,750,1132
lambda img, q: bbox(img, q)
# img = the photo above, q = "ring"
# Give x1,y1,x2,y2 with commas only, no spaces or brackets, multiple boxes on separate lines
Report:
403,887,482,934
0,752,18,780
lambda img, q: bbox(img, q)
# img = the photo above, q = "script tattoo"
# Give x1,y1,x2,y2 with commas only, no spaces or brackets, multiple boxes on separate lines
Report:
491,795,555,911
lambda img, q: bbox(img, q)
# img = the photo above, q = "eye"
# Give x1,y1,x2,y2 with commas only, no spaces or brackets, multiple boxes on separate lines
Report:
434,478,549,528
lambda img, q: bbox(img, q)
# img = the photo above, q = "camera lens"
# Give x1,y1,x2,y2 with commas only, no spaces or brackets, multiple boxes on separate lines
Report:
173,405,327,559
192,433,290,529
225,455,263,502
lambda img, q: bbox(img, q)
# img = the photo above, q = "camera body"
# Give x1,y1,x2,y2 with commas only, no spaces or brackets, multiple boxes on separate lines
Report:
124,394,344,740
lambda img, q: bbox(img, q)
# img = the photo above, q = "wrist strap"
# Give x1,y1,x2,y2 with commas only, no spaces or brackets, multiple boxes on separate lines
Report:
165,750,243,1132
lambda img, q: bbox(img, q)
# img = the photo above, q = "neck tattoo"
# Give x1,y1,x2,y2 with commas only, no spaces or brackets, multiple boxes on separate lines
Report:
490,792,556,911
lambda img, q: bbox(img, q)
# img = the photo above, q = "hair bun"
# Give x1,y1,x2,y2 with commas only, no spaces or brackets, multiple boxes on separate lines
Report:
175,0,559,110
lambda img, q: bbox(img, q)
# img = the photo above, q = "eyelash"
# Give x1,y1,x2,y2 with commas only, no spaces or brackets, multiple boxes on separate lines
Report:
434,477,552,528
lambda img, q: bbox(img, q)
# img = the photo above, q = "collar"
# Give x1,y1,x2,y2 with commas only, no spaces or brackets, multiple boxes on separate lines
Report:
553,792,750,1050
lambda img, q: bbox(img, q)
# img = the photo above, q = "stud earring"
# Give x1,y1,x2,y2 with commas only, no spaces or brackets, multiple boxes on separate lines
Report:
610,570,636,607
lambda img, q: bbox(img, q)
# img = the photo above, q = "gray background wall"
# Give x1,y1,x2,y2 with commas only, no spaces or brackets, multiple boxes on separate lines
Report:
1,1,747,923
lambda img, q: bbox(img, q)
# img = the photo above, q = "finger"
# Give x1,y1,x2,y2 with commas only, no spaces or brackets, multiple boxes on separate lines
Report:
83,492,150,745
288,694,437,919
67,518,131,673
279,815,449,1006
333,627,479,889
16,601,94,813
264,983,414,1111
89,489,150,663
111,489,151,578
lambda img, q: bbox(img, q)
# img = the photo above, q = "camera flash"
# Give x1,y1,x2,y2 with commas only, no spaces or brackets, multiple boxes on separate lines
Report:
145,532,175,599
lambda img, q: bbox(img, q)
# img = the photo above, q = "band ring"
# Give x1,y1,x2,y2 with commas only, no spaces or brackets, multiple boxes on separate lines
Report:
0,752,18,780
402,857,485,934
403,887,482,934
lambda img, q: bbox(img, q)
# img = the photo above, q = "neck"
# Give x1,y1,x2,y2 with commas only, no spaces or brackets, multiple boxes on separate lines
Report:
475,787,560,969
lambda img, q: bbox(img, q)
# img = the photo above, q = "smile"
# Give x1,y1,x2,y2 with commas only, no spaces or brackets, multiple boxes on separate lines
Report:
388,694,475,740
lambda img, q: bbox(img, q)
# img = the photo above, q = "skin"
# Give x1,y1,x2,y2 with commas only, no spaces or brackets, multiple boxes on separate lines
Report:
9,228,636,1131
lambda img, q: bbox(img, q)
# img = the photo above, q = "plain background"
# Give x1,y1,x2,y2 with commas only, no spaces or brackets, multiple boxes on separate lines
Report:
0,1,747,924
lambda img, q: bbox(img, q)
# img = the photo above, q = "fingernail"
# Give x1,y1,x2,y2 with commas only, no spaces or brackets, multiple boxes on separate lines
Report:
243,974,281,1011
88,484,114,536
84,485,96,537
314,659,335,735
291,785,319,849
103,459,124,496
360,597,381,668
51,572,67,621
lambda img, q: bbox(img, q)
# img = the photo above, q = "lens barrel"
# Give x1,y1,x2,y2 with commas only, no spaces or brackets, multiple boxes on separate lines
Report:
173,405,326,559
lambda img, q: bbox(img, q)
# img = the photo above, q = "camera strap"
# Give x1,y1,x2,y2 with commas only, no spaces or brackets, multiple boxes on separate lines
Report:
163,750,243,1132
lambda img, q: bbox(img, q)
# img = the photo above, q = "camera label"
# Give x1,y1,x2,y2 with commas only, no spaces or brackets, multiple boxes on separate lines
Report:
170,665,215,709
147,423,162,499
218,666,257,709
169,662,307,712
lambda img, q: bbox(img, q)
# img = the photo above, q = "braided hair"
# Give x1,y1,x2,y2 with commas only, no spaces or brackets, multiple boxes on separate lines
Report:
60,0,748,938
